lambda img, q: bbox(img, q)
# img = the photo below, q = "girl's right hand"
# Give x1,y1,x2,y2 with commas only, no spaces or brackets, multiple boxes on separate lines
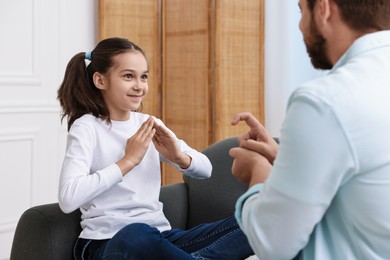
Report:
116,117,156,176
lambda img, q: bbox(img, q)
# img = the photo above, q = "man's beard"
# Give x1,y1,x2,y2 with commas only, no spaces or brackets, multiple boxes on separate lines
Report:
304,16,333,70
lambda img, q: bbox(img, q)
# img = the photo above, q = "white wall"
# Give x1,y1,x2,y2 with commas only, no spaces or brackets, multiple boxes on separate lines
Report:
0,0,97,258
264,0,325,136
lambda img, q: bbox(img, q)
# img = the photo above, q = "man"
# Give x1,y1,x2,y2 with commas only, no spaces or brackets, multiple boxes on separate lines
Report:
230,0,390,259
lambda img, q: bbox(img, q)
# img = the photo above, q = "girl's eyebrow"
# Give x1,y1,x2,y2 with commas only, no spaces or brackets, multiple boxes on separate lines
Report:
120,69,149,74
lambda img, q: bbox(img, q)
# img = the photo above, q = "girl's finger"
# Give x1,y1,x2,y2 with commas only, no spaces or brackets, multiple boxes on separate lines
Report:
138,117,154,139
154,124,170,137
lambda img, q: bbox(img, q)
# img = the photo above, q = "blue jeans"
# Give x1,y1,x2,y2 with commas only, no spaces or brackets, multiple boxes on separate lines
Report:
74,216,253,259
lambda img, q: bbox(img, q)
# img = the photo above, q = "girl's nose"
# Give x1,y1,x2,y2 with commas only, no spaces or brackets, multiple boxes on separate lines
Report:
133,80,142,90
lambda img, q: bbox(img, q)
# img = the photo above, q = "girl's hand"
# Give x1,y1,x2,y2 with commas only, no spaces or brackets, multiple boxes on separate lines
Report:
117,117,155,176
152,123,191,169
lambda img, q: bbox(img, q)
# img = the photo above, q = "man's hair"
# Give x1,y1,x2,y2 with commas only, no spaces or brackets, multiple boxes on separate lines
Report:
307,0,390,31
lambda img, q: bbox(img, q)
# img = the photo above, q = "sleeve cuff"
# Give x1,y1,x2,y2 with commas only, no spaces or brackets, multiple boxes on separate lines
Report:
235,183,263,226
100,163,123,188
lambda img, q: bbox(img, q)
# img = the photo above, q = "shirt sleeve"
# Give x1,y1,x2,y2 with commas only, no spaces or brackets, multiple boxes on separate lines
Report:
174,138,212,179
58,122,123,213
235,184,263,225
235,91,355,259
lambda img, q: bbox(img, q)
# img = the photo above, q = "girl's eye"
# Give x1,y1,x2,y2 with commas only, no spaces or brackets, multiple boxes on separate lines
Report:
141,74,148,80
124,74,133,79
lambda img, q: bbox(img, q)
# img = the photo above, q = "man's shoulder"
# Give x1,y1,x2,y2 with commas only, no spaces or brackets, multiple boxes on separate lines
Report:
290,76,332,101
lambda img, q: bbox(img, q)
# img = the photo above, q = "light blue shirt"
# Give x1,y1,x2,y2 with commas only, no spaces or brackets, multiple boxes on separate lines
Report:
235,31,390,259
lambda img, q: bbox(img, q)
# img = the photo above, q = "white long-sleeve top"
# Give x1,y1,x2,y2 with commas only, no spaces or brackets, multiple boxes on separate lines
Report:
59,112,212,239
236,31,390,259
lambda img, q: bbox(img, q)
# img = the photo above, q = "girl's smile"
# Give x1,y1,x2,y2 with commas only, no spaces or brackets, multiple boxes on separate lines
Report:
127,94,143,102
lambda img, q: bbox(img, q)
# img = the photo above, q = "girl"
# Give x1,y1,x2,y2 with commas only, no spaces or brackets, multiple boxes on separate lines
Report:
57,37,253,259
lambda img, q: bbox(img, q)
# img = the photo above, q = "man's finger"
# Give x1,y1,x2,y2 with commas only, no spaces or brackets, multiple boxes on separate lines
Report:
240,139,275,164
237,132,252,143
240,139,266,153
229,147,240,158
231,112,262,128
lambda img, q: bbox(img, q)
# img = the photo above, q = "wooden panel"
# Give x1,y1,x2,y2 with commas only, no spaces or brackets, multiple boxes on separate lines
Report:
214,0,264,140
99,0,264,185
162,0,211,184
99,0,162,118
163,0,210,151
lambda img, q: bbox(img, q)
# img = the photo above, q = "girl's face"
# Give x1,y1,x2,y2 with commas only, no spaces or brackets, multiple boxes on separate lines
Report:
97,51,149,121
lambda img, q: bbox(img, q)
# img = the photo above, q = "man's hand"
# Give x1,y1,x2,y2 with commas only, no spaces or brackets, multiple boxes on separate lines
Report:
231,112,279,164
229,147,272,188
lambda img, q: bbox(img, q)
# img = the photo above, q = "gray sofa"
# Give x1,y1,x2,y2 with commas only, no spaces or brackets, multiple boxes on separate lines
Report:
11,137,248,260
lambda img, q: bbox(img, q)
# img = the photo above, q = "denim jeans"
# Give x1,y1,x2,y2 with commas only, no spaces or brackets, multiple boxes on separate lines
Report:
74,216,253,260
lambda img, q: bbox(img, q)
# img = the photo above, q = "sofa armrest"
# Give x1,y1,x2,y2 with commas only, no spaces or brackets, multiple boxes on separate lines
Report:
10,184,187,260
11,203,81,260
159,183,188,230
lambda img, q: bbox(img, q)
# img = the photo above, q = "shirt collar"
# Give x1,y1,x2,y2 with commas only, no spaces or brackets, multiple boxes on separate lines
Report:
331,30,390,72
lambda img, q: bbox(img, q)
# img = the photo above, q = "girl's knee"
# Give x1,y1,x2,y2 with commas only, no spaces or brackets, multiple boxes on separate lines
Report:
118,223,152,235
103,223,165,258
114,223,161,248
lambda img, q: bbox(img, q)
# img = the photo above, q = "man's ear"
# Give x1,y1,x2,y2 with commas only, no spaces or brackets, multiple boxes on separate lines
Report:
317,0,331,26
93,72,106,90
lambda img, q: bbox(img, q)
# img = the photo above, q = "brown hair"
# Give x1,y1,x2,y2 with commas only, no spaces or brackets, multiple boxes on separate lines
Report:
307,0,390,31
57,37,146,130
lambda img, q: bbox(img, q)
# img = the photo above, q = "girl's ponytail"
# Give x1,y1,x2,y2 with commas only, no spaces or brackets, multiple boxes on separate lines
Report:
57,52,108,131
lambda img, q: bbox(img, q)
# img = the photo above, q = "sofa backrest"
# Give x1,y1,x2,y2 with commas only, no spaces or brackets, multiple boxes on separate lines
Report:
184,137,248,229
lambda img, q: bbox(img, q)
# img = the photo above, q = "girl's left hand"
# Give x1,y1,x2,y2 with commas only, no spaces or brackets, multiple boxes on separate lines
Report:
152,122,191,169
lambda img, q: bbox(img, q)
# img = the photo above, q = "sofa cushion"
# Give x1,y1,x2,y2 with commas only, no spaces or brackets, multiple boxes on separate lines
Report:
184,137,248,228
159,182,188,229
